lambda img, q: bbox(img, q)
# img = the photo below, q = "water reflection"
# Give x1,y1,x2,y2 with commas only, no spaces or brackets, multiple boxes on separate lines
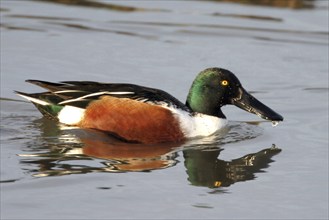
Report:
33,0,166,12
2,1,325,46
214,0,314,9
20,128,179,177
34,0,140,12
184,145,281,188
34,0,315,10
17,117,281,189
19,121,181,176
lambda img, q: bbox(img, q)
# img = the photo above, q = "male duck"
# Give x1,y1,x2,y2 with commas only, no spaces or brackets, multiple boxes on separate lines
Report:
16,68,283,144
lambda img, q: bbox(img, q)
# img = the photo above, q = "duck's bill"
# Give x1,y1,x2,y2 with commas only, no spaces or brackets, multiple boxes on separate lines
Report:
231,88,284,121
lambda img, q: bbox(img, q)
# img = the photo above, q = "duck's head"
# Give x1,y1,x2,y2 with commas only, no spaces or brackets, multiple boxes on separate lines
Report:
186,67,283,121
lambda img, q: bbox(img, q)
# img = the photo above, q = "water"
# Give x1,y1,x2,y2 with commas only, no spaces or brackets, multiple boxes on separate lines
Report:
1,0,328,219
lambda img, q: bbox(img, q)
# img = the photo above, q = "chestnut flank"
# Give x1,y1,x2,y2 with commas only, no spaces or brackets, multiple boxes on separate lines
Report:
79,96,185,144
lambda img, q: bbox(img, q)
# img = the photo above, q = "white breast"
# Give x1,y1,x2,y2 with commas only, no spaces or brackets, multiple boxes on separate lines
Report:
165,107,227,138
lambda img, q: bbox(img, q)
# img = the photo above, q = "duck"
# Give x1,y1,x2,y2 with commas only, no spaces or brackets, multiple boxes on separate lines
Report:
15,67,283,144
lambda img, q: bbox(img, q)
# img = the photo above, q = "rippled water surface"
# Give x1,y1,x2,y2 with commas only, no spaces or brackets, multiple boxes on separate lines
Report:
1,0,328,219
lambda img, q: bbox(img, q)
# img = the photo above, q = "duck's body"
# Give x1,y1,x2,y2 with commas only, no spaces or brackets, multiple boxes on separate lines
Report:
16,68,283,144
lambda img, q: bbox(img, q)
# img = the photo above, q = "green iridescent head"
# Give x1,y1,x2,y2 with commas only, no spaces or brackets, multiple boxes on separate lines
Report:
186,67,283,121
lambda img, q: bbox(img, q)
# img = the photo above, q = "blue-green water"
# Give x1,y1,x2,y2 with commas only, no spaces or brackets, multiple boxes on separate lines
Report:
1,0,328,219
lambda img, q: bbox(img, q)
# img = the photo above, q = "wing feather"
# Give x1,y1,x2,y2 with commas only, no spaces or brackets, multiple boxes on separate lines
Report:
24,80,190,111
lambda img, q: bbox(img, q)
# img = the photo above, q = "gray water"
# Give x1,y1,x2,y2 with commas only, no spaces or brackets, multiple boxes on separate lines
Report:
1,0,328,219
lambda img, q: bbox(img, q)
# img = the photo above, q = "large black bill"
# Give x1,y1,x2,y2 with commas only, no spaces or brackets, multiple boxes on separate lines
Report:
231,88,284,121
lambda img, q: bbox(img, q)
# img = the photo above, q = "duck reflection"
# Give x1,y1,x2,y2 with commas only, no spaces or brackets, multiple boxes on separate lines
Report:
78,131,180,172
20,118,281,189
184,146,281,188
20,126,180,176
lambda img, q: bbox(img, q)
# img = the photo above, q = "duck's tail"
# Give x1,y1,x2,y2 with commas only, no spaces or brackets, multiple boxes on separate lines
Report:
15,91,63,120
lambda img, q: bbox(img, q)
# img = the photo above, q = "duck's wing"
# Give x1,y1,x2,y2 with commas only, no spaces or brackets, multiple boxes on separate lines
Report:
19,80,190,112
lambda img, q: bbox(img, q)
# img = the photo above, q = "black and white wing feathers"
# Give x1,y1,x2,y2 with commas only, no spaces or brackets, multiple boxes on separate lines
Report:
25,80,191,111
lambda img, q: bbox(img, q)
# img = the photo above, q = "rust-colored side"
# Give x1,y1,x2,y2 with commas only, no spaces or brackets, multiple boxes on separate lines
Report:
79,96,185,144
81,138,178,171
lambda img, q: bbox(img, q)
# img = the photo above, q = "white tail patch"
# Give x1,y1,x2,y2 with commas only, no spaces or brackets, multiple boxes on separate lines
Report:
58,106,85,125
17,93,50,106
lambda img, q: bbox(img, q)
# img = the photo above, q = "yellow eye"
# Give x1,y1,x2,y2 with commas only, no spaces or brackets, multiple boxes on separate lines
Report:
221,80,228,86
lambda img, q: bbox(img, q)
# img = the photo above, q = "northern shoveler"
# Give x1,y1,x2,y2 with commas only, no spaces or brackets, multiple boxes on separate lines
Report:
16,67,283,144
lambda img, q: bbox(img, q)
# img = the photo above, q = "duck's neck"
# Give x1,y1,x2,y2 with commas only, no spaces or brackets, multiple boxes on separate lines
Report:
185,84,226,119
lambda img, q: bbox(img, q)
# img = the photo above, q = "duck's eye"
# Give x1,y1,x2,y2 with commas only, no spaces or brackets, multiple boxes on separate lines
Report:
221,80,228,86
